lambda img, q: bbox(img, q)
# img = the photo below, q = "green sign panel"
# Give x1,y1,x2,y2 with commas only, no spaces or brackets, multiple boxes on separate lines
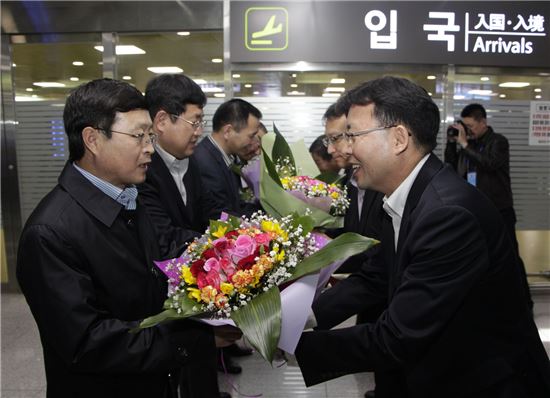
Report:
245,7,288,51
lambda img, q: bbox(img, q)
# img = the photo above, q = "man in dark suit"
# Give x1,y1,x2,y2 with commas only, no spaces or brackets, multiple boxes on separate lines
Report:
295,77,550,398
193,99,262,218
16,79,241,398
137,74,242,396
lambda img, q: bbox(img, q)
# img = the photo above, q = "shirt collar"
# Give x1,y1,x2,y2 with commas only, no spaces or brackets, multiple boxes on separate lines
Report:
72,162,137,210
208,134,235,167
155,143,189,173
383,153,430,220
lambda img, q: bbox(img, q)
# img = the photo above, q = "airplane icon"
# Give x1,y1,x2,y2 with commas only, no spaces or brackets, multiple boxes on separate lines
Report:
251,15,283,45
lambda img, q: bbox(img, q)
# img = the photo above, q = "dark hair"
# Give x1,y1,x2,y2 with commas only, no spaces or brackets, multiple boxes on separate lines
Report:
461,103,486,121
63,78,147,161
212,99,262,132
145,74,207,122
337,76,440,153
323,102,346,122
309,135,332,161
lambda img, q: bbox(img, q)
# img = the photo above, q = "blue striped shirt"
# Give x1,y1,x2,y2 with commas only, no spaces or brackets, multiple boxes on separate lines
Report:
72,163,137,210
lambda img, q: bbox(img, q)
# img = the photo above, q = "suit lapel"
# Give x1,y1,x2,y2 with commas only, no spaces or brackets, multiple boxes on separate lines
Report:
395,154,443,260
203,138,241,204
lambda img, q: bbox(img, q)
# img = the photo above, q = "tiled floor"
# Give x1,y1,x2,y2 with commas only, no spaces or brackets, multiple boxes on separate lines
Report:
2,290,549,398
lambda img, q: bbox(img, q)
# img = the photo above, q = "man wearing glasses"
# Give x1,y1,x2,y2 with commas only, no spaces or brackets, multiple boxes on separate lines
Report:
295,77,550,398
17,79,240,398
138,73,236,398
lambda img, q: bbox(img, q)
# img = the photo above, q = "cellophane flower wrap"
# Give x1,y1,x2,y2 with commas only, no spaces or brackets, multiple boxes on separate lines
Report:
137,212,378,363
257,125,348,228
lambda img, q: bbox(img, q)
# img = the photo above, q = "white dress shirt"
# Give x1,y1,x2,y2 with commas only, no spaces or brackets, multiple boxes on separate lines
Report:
382,154,430,251
155,144,189,205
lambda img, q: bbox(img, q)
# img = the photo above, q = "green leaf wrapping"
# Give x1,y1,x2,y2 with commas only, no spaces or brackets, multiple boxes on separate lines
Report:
230,286,281,363
272,124,296,169
287,232,379,282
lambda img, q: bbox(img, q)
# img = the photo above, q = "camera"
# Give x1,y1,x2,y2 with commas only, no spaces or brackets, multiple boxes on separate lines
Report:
447,120,466,137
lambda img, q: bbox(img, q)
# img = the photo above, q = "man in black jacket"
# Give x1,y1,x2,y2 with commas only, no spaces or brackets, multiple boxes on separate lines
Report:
16,79,240,398
295,77,550,398
444,103,532,309
193,99,263,218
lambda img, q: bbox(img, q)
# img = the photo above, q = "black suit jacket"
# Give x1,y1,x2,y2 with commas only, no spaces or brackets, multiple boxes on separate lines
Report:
296,155,550,398
138,152,225,258
17,163,216,398
193,137,260,218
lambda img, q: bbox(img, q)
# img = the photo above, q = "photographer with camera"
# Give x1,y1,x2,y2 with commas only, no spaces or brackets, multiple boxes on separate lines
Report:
444,103,532,309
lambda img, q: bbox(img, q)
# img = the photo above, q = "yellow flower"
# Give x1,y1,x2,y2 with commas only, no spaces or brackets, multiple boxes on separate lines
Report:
276,249,285,262
212,225,228,238
201,286,217,303
261,220,288,240
220,282,234,295
181,267,196,285
330,191,339,199
187,287,201,301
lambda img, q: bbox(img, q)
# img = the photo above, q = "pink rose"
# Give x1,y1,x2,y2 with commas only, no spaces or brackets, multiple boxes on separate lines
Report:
213,237,234,257
197,269,222,290
254,233,272,247
229,234,257,262
204,257,221,273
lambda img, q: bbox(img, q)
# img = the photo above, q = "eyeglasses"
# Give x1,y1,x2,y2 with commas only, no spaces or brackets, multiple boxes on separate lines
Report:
171,114,207,131
97,128,158,145
322,133,346,147
343,125,396,143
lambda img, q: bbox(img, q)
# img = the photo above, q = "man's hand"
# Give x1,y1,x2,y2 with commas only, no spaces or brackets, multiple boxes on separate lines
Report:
213,325,243,347
455,123,469,149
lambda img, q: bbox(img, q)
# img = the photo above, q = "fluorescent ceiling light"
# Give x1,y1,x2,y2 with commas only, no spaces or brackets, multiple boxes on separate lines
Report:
535,95,542,99
480,76,490,81
177,31,190,36
12,63,16,67
291,73,297,78
534,88,542,92
211,58,223,63
498,82,530,88
468,89,493,95
287,90,305,96
499,94,506,98
290,83,298,88
72,61,84,66
70,77,79,81
147,66,183,74
94,45,146,55
15,95,44,102
232,74,241,78
453,95,465,100
322,93,340,98
122,76,132,80
25,88,33,92
244,84,252,88
427,75,436,80
253,91,260,95
325,87,345,92
428,92,433,96
330,78,346,84
193,79,207,84
201,87,224,93
33,82,66,88
214,93,226,98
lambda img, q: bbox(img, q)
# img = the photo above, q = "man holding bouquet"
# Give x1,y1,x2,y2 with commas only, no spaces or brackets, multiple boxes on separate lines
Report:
295,77,550,397
17,78,241,398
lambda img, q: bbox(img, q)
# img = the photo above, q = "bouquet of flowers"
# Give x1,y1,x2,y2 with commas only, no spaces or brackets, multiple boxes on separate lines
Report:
137,212,377,362
242,125,349,228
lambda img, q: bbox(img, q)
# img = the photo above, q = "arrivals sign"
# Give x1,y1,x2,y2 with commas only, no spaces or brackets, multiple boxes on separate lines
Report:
230,1,550,68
